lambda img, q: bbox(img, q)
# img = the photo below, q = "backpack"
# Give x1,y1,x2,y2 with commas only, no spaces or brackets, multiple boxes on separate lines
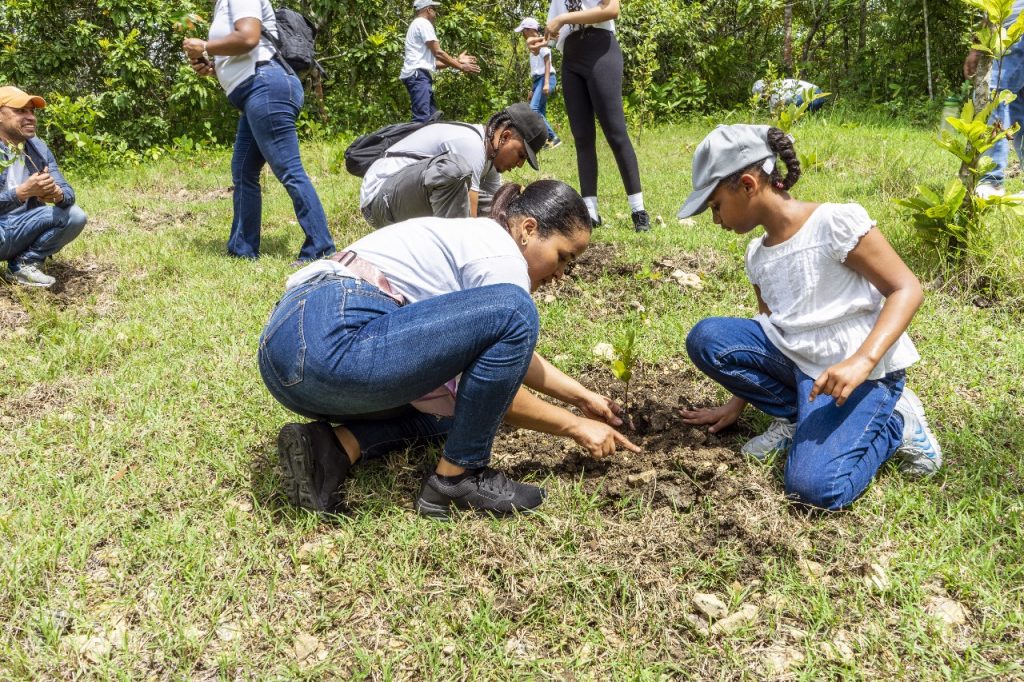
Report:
343,116,482,177
261,7,322,76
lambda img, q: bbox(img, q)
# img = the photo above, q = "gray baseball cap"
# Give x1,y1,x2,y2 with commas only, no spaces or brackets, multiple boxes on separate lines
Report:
413,0,440,10
677,124,774,218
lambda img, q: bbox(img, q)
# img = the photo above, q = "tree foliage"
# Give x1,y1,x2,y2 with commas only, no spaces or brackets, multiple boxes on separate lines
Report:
0,0,976,166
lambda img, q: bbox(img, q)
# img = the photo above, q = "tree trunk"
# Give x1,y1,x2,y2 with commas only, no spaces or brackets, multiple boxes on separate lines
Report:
858,0,867,51
783,2,794,74
923,0,933,99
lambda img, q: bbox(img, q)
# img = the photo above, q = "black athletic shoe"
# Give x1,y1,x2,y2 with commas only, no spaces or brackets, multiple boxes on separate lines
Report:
414,467,546,519
277,422,351,514
631,209,651,232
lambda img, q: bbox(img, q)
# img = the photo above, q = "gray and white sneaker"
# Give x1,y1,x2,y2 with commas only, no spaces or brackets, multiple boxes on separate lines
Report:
893,387,942,477
3,263,55,288
415,467,546,520
741,417,796,461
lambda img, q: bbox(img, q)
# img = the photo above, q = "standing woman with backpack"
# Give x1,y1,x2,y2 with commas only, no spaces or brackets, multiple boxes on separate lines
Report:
183,0,336,263
529,0,650,232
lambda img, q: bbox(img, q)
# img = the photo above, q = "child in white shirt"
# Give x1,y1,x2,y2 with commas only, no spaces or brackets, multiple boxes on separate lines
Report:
514,17,562,148
678,124,942,510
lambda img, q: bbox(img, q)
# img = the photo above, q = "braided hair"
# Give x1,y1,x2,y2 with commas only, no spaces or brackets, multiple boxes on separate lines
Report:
490,180,593,238
724,126,802,192
484,110,525,160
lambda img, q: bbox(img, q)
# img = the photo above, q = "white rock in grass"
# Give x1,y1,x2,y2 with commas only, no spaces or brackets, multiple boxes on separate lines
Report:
542,293,556,304
293,633,320,661
441,643,456,657
672,270,703,289
926,596,969,628
684,612,709,635
72,635,112,663
798,558,825,581
692,592,728,620
820,632,856,664
710,604,759,635
215,622,242,642
860,563,890,591
762,646,806,675
678,218,696,227
592,342,616,361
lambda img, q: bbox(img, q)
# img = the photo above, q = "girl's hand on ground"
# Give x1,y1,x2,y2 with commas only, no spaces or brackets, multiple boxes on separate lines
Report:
810,355,875,406
569,417,641,458
679,398,744,433
574,390,624,427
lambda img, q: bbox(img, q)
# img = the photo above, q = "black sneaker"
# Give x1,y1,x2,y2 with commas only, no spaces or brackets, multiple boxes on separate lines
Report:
592,214,603,228
277,422,351,514
414,467,546,519
631,209,651,232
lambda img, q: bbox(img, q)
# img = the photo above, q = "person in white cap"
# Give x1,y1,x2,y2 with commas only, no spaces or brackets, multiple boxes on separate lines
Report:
0,86,87,288
401,0,481,122
677,124,942,511
751,78,825,112
514,17,562,149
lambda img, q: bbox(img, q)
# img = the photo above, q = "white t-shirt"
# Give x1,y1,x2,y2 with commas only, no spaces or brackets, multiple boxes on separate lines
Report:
209,0,279,95
764,79,818,108
547,0,615,51
1,145,27,214
286,217,530,301
744,203,920,381
400,17,438,80
359,123,500,208
530,47,552,77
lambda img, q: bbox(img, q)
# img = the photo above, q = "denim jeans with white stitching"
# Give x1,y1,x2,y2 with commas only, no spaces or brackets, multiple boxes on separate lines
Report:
686,317,905,510
258,275,538,468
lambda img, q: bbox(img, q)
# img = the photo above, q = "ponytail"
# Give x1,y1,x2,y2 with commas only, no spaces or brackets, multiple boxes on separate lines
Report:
491,179,592,238
724,126,802,192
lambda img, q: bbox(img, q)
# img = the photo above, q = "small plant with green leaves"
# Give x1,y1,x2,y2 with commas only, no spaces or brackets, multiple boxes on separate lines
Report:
0,140,25,173
896,0,1024,268
594,328,639,424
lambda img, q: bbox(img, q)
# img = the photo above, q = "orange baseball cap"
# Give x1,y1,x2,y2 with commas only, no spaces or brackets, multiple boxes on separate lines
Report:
0,86,46,109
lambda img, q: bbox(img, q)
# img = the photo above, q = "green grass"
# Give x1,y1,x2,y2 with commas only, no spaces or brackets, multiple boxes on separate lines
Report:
1,112,1023,679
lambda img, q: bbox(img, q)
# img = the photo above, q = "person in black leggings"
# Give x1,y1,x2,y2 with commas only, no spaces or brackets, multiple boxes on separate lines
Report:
531,0,649,232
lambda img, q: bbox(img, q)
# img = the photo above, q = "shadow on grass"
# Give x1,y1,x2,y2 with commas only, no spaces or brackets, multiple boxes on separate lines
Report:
188,232,294,260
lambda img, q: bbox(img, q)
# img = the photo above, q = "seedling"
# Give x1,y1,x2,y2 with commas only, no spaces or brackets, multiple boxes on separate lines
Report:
608,328,639,424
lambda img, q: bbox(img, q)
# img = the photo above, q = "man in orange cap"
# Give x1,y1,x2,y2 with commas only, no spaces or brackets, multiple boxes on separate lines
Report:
0,86,87,288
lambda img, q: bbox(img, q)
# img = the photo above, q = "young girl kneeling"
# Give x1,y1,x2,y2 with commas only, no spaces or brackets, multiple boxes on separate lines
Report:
678,124,942,511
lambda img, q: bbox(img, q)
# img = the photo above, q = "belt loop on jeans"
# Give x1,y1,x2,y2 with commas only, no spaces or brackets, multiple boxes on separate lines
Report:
329,250,406,305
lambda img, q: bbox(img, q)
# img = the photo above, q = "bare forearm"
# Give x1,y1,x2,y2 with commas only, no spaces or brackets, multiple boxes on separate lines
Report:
852,286,922,365
432,47,464,71
505,386,579,437
523,352,585,405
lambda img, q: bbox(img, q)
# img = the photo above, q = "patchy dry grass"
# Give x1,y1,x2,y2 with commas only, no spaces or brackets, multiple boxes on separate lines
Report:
0,114,1022,679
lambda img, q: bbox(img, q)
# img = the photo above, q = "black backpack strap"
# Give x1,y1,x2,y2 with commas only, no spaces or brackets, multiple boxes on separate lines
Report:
260,25,297,77
429,120,484,141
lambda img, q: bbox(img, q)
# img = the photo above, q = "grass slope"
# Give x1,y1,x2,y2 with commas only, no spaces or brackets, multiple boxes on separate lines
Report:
1,112,1022,679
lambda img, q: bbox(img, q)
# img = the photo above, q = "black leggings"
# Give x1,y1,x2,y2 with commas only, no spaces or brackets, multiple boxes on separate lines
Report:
561,28,642,197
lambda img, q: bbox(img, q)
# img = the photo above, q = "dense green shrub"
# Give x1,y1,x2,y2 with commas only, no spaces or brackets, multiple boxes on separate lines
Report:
0,0,976,168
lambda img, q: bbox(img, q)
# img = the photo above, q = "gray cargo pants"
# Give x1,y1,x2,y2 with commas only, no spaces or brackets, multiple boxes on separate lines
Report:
362,151,474,228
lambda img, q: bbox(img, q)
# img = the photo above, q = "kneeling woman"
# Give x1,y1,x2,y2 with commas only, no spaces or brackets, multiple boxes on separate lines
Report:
259,179,639,518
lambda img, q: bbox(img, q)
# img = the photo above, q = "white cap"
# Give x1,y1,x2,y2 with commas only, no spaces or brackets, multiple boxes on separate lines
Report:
514,17,540,32
413,0,440,10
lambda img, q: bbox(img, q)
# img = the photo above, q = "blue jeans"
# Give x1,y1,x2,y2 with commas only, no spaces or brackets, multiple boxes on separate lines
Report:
401,69,437,123
982,40,1024,186
226,60,335,262
0,204,87,267
686,317,905,511
794,87,826,112
258,275,539,468
530,74,558,140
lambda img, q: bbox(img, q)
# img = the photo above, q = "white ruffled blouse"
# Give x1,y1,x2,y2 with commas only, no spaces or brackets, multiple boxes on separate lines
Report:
745,202,920,381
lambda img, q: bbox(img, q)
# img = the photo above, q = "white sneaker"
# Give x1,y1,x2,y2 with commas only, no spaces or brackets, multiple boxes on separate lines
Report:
3,263,55,288
741,417,796,461
893,387,942,477
975,183,1005,199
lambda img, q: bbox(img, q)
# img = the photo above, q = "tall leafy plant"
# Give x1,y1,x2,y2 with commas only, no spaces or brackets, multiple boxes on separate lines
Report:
895,0,1024,266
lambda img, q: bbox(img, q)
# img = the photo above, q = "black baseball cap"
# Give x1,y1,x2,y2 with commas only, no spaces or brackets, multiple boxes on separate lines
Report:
503,102,547,170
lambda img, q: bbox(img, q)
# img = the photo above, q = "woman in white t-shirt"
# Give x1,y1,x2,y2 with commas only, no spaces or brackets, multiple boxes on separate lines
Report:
677,124,942,511
529,0,649,231
183,0,335,263
258,179,639,519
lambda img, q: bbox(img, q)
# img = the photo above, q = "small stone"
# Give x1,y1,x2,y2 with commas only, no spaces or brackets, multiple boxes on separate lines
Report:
762,646,805,675
74,635,112,663
926,596,968,628
504,637,528,657
543,294,556,304
692,593,728,620
684,612,709,635
710,604,758,635
592,342,616,362
293,633,320,661
798,559,825,581
231,498,253,513
626,469,657,487
820,632,856,663
215,622,242,642
860,563,889,591
678,217,696,227
441,643,456,657
673,271,703,289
